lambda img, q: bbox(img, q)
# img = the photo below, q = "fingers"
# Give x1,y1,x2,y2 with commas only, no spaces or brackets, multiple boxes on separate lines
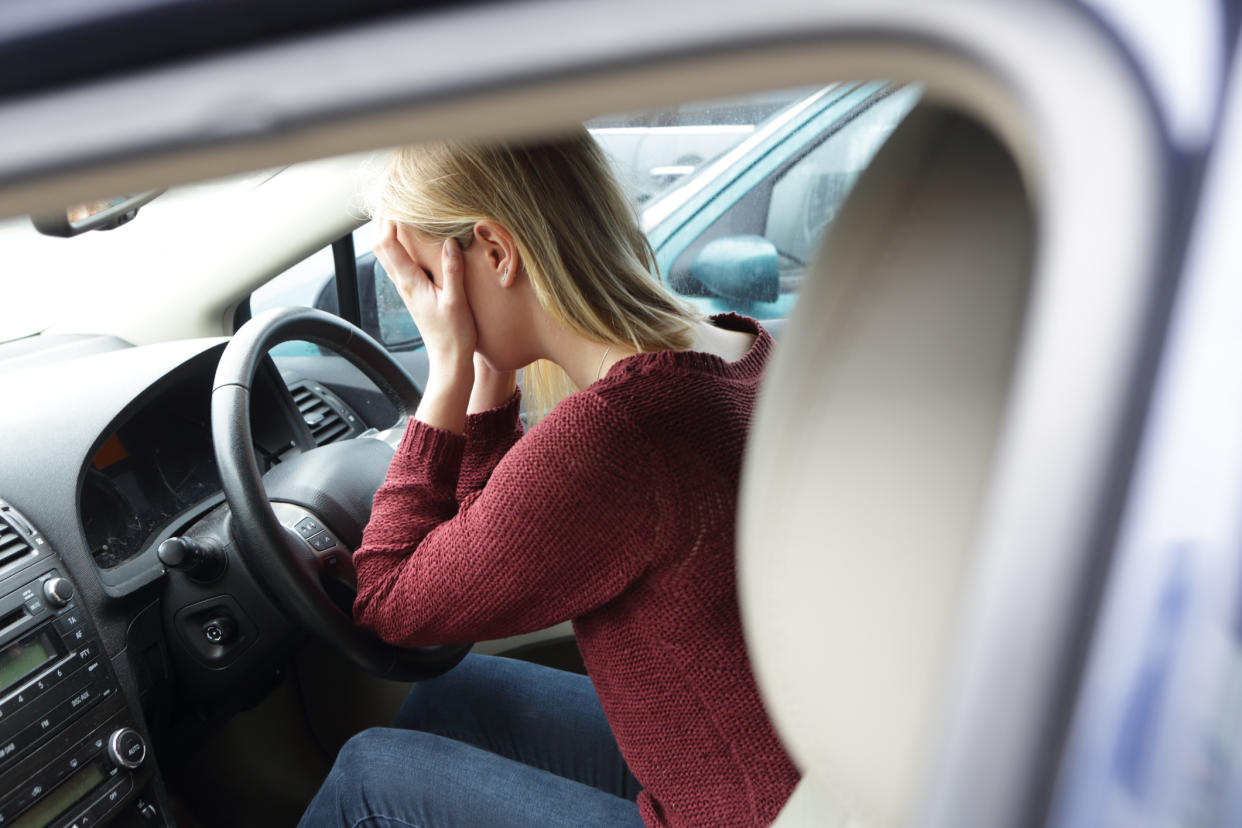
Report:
372,226,471,317
375,221,433,302
374,220,409,277
371,224,478,366
440,238,464,305
372,220,400,270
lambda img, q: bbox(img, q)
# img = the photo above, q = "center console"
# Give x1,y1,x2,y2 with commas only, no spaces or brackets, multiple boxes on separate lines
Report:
0,504,160,828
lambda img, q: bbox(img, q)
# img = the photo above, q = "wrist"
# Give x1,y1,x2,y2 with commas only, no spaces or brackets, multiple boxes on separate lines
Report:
416,356,474,436
428,351,474,385
415,379,471,436
468,363,518,415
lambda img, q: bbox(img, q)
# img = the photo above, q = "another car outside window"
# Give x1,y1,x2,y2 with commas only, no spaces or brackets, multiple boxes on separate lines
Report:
655,83,921,319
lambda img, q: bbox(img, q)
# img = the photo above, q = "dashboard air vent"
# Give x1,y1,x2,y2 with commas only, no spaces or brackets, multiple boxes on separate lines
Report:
291,382,357,446
0,519,34,571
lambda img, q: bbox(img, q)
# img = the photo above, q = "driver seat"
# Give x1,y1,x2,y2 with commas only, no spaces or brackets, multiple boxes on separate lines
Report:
738,104,1033,826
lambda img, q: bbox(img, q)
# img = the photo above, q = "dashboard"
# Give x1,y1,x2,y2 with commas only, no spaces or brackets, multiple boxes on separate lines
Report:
80,354,297,575
0,332,383,827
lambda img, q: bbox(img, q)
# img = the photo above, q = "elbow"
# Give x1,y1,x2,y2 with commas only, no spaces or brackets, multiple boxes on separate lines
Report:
352,590,404,646
351,585,383,635
352,580,440,648
351,562,399,637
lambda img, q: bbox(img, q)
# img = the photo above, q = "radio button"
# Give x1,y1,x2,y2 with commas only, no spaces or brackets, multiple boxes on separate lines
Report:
41,578,74,608
11,778,48,813
43,753,75,790
50,658,74,683
65,685,99,714
1,711,58,769
53,608,83,634
24,681,104,744
93,775,132,817
72,735,103,767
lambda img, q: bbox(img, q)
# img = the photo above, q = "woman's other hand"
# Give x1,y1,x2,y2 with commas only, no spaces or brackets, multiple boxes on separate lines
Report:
468,354,517,414
375,220,475,434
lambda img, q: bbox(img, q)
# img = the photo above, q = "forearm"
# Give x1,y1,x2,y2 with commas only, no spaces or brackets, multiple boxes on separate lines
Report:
353,419,466,638
354,393,666,648
458,387,524,500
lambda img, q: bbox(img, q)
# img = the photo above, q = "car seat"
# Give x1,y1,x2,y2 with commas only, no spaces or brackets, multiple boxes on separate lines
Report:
738,104,1034,827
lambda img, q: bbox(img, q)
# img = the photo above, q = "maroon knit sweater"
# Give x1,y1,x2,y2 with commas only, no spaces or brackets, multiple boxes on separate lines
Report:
353,314,799,826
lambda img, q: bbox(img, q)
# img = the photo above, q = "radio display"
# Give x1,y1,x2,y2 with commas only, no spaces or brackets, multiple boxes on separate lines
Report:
10,762,105,828
0,631,55,694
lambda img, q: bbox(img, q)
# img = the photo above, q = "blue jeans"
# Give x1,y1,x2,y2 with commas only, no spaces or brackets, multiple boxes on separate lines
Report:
299,654,645,827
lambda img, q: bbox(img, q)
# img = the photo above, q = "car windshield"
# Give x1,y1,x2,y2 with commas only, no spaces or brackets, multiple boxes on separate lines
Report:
0,83,825,347
0,168,280,344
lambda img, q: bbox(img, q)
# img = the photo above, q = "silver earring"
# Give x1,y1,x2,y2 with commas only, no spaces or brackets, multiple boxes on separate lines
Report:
502,267,509,283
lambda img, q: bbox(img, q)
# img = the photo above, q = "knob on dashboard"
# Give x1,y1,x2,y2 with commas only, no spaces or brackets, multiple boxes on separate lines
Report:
42,577,74,607
107,727,147,770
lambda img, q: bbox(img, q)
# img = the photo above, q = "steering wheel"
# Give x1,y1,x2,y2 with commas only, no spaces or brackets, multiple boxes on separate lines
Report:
211,306,470,681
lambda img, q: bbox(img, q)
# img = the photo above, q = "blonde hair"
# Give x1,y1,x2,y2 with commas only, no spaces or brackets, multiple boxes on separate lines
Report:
369,128,702,422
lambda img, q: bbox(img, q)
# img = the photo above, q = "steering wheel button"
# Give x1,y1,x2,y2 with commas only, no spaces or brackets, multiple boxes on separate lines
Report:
294,517,324,538
307,532,336,552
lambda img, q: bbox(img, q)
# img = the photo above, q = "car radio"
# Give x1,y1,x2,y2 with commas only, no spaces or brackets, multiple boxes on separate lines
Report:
0,505,155,828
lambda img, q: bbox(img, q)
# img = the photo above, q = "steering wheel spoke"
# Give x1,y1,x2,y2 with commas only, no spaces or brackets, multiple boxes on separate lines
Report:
271,501,357,585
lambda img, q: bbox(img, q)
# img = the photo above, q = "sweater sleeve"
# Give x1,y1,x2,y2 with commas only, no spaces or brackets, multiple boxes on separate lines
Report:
352,392,670,647
456,388,524,503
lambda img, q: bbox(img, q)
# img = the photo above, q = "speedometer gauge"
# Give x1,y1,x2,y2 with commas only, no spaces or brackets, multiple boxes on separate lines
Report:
153,441,217,507
80,468,142,570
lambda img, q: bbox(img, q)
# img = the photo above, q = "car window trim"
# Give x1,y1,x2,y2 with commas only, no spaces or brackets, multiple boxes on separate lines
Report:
640,82,853,232
332,233,362,326
651,81,891,277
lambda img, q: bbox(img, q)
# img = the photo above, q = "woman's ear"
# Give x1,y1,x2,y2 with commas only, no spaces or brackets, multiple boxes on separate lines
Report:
473,220,519,285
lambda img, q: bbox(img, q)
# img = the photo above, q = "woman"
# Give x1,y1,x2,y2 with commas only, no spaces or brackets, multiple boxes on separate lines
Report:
300,130,799,826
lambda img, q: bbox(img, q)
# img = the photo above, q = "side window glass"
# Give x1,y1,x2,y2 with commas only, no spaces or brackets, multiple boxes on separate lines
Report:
588,87,815,208
249,245,339,357
665,84,920,317
353,219,421,351
765,85,921,272
248,219,421,355
369,258,419,348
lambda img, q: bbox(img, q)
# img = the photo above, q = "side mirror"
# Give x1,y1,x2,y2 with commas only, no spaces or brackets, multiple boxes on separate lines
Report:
31,189,164,237
689,235,780,304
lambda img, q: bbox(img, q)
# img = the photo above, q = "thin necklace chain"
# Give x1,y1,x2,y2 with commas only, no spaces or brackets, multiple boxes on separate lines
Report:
595,345,613,380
